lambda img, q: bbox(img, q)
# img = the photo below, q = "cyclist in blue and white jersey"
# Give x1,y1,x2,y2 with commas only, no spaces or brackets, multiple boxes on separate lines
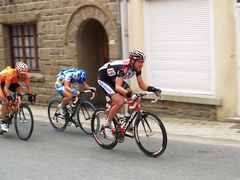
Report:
98,50,161,139
55,68,96,116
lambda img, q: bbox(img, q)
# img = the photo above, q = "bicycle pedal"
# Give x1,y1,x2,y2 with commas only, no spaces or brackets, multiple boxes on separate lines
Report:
125,131,134,138
20,120,27,123
74,122,80,127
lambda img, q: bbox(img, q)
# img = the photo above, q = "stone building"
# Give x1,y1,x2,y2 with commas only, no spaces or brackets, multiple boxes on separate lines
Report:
0,0,119,105
1,0,240,122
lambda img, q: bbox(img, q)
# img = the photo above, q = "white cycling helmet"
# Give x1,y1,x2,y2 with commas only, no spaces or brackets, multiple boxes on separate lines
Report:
129,50,146,61
15,61,28,74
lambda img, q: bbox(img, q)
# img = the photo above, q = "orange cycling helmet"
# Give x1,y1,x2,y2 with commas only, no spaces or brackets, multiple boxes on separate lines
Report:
15,61,28,74
129,50,146,61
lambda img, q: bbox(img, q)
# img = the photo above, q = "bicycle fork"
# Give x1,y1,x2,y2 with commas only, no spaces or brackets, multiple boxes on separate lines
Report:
139,113,154,137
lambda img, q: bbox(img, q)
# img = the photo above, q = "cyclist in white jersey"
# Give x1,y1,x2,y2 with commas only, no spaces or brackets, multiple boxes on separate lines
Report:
55,68,96,116
98,50,161,139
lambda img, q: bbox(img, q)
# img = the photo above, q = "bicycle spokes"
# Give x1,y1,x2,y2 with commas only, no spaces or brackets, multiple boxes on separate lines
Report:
141,117,154,137
48,98,68,132
18,108,26,123
91,109,118,149
81,105,91,121
15,104,34,140
135,112,167,157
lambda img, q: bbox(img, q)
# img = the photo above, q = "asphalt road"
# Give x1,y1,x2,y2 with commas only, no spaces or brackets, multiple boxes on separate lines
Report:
0,119,239,180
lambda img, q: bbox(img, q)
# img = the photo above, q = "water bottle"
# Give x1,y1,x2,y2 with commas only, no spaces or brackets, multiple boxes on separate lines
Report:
71,101,77,109
66,104,73,114
71,97,78,109
105,96,111,109
124,112,131,121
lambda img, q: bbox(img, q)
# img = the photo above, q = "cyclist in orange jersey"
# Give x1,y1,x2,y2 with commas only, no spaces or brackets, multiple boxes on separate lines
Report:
0,61,33,132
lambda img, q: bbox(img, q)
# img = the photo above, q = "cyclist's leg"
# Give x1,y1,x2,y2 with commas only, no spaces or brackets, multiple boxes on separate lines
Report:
122,81,133,115
58,87,73,115
122,81,134,133
98,80,124,126
108,93,125,122
98,79,125,122
61,90,73,105
0,83,9,132
98,79,125,139
12,83,22,103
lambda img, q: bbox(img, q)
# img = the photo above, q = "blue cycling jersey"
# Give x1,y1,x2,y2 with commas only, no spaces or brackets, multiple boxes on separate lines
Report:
56,68,79,85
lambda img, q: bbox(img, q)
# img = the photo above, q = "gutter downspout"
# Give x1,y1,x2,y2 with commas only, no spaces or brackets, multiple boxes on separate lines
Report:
123,0,130,114
123,0,129,59
116,0,123,59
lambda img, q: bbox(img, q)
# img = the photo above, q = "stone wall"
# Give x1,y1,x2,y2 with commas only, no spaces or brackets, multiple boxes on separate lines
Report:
0,0,118,104
142,99,217,121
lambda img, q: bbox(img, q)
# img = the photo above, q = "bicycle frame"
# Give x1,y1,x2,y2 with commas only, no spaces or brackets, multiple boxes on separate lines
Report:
108,92,158,139
6,93,37,124
59,90,95,121
92,92,167,157
0,92,36,139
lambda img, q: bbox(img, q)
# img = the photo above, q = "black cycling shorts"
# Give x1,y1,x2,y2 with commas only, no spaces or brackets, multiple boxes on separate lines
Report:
0,82,20,96
98,74,130,96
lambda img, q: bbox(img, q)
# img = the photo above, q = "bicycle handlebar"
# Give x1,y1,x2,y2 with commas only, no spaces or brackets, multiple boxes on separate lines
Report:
17,92,37,103
79,90,95,100
128,92,160,109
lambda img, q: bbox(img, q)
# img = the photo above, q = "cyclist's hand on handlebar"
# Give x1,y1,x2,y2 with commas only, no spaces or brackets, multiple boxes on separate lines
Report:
89,87,96,92
155,89,161,96
7,95,13,102
28,94,33,103
130,93,139,101
72,89,80,96
147,86,161,96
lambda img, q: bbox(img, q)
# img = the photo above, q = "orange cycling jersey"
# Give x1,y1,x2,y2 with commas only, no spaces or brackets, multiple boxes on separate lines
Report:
0,66,29,84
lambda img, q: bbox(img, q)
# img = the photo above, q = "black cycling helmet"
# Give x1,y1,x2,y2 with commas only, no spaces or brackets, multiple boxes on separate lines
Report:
129,50,146,61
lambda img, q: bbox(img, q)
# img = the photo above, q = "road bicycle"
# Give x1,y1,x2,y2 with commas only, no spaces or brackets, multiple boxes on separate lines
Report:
0,92,36,140
48,90,96,135
91,92,167,158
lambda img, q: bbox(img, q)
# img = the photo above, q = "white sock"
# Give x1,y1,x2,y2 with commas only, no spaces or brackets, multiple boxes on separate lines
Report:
104,119,110,127
59,103,65,108
125,112,131,117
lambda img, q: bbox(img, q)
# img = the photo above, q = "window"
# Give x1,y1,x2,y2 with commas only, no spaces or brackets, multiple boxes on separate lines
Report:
9,24,39,70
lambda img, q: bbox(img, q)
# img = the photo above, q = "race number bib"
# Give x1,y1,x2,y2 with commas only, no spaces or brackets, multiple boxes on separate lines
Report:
107,68,116,76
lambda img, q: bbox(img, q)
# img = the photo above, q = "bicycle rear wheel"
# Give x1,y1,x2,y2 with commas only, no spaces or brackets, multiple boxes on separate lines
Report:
134,112,167,158
91,109,118,150
48,98,67,132
76,100,96,135
14,104,34,140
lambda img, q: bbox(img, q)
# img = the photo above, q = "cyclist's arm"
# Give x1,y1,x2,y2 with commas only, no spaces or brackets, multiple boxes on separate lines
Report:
64,80,74,94
137,75,161,96
115,77,129,95
24,77,32,94
136,75,148,91
3,82,11,97
82,82,91,90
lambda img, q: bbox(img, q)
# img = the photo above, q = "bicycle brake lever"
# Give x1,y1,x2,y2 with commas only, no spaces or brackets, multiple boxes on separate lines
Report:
151,96,158,103
90,92,95,100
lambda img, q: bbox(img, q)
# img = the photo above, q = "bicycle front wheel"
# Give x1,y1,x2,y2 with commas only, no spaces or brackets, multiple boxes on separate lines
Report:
48,98,67,132
14,104,34,140
76,101,96,135
91,109,118,150
134,112,167,158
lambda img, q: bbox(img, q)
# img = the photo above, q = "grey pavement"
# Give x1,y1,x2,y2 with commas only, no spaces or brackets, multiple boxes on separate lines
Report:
30,105,240,147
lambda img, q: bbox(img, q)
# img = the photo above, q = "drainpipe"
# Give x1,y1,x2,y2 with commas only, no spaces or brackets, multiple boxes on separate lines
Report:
116,0,130,114
116,0,123,59
123,0,130,114
123,0,129,59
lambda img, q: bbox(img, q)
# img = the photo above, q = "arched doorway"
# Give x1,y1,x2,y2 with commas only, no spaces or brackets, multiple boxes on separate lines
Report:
77,18,109,105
